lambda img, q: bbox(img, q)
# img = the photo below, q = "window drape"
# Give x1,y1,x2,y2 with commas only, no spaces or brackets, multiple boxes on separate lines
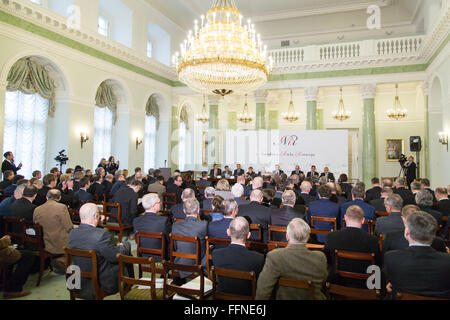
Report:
145,95,160,129
179,105,189,130
95,82,117,123
93,106,113,169
144,115,157,171
179,121,186,171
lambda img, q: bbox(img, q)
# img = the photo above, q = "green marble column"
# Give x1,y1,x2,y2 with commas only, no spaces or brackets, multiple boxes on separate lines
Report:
306,101,317,130
362,98,376,186
424,92,430,180
169,106,179,170
317,109,324,130
268,110,279,130
256,103,266,130
209,102,219,168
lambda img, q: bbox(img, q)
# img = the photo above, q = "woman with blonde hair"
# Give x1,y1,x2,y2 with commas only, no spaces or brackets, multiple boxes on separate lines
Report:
215,179,233,200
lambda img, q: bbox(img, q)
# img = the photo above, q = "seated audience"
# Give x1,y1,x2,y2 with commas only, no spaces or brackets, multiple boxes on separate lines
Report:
102,174,114,195
0,170,14,190
299,181,317,206
325,205,381,288
69,203,132,300
34,174,57,206
434,187,450,216
262,189,277,209
32,170,42,181
110,172,126,195
238,190,271,242
4,175,25,196
11,185,38,222
88,174,105,201
256,218,328,300
209,196,225,222
370,186,393,213
415,190,442,225
338,174,353,201
133,193,171,261
410,181,422,197
202,187,216,211
182,173,199,199
365,178,382,203
34,189,73,274
170,188,196,222
111,177,143,227
375,194,404,235
270,190,305,242
208,199,239,239
212,217,265,296
72,170,84,192
420,178,436,202
251,176,264,192
74,177,93,203
215,179,233,200
0,184,26,218
231,183,250,206
393,177,415,205
327,182,347,207
384,211,450,299
308,185,340,243
147,175,166,199
197,171,212,188
237,175,251,197
340,185,376,233
166,174,183,204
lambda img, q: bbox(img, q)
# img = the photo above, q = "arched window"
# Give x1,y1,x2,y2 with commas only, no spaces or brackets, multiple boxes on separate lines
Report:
178,105,189,171
144,94,160,171
3,58,55,178
93,81,117,169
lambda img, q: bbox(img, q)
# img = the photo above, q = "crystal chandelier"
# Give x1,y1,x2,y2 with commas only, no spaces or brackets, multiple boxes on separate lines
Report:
283,90,300,123
196,95,210,123
172,0,273,96
387,84,407,120
332,87,351,121
237,94,254,123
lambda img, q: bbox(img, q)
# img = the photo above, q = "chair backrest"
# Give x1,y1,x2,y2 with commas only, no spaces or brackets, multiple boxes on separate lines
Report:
249,224,262,242
212,266,256,300
136,231,165,261
103,203,122,225
334,250,376,280
64,247,106,300
22,221,45,252
311,216,337,231
278,277,314,300
378,234,385,252
205,237,232,278
117,254,158,300
2,217,25,245
342,219,375,235
268,225,287,245
376,211,389,217
170,233,201,265
162,261,206,300
396,292,450,301
162,193,177,207
326,283,379,300
202,210,213,215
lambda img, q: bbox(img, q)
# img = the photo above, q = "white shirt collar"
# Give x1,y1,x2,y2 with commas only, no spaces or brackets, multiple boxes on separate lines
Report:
231,242,246,247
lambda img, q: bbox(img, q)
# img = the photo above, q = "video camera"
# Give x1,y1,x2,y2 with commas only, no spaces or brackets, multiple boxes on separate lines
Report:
54,149,69,166
398,154,407,166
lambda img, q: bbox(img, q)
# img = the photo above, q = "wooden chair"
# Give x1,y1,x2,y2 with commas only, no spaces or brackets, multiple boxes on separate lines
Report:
305,243,325,251
342,219,376,235
211,266,256,300
268,225,287,246
278,277,314,300
396,292,450,300
102,203,133,241
311,216,337,231
162,261,212,300
2,217,25,246
326,283,380,300
117,254,163,300
376,211,389,217
378,234,385,252
334,250,376,281
22,221,64,287
136,231,165,276
64,247,112,300
174,219,185,223
205,237,231,278
202,210,213,215
162,193,177,214
169,234,201,280
249,224,262,242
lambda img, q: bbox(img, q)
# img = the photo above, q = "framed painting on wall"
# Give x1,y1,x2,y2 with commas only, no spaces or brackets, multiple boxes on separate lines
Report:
386,139,404,162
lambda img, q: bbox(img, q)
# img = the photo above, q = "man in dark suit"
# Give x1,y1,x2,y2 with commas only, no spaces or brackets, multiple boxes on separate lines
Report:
196,172,212,188
434,187,450,217
222,166,233,178
0,170,14,190
212,217,265,296
209,164,222,178
233,164,245,177
325,205,381,288
74,177,93,203
420,179,436,203
403,156,417,187
237,190,271,242
236,175,251,198
34,174,57,206
166,175,183,204
202,187,215,211
291,165,304,177
270,190,305,242
171,198,208,279
382,205,447,254
370,186,393,212
133,193,171,261
299,181,317,206
394,177,415,205
102,174,113,196
1,152,22,179
273,165,284,176
111,178,143,227
415,189,442,225
88,175,105,201
319,167,335,182
308,185,340,243
3,175,25,197
374,194,403,236
208,199,238,239
170,188,196,222
69,203,133,300
246,167,257,179
340,185,376,233
365,178,382,203
384,211,450,299
11,185,37,223
0,184,26,218
110,172,126,196
306,165,319,178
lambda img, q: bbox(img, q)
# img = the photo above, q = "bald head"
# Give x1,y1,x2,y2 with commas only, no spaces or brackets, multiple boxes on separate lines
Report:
79,203,100,226
252,177,263,189
250,189,263,203
227,217,250,243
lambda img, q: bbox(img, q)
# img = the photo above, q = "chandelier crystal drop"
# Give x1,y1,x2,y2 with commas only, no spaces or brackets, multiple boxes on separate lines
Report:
387,84,408,120
196,95,210,123
332,87,351,121
282,89,300,123
172,0,273,96
237,94,254,123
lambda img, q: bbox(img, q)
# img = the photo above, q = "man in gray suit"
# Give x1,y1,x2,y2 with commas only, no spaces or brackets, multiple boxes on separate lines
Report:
256,218,328,300
375,194,404,235
171,198,208,279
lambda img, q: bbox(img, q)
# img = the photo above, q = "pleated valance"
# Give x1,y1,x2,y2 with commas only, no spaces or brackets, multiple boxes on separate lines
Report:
6,58,56,116
146,95,160,129
179,105,189,130
95,82,117,123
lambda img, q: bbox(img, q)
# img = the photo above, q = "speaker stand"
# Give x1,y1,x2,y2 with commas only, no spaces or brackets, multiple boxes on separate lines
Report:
416,151,420,179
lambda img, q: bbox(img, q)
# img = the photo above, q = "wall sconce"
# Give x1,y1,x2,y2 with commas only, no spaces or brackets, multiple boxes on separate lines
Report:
80,132,89,149
136,137,143,150
439,132,448,151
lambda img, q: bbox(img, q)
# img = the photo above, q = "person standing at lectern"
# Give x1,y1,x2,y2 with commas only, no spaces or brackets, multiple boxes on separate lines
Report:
2,152,22,179
404,156,417,187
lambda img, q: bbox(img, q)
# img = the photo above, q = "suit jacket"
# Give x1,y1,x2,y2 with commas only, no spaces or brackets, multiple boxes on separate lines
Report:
166,184,182,204
33,200,73,254
0,179,12,190
171,216,208,278
112,186,138,226
273,170,284,176
11,198,36,222
375,212,404,236
418,205,442,225
299,193,317,207
209,169,222,178
74,189,93,202
291,170,304,177
370,197,387,213
404,161,417,183
170,203,185,222
384,246,450,298
1,160,21,176
222,170,233,178
212,244,265,296
233,169,245,177
196,179,212,188
110,181,126,196
394,187,415,206
147,182,166,200
34,186,51,207
365,186,382,203
133,211,172,261
308,199,340,243
325,227,381,288
339,183,353,201
208,217,233,240
382,229,447,254
3,184,17,196
88,182,105,201
234,197,250,206
306,171,319,178
69,224,120,299
102,180,113,195
0,197,16,217
256,244,328,300
434,199,450,217
340,199,376,233
270,206,305,242
238,201,272,242
320,172,335,182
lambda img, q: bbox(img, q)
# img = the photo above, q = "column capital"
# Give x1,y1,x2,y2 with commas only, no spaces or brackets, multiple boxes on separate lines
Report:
419,81,429,96
254,90,268,104
208,95,221,106
304,87,319,102
360,83,377,100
